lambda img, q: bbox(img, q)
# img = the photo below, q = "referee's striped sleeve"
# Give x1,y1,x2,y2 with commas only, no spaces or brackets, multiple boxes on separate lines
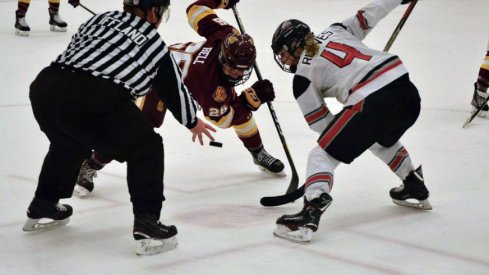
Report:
152,51,198,128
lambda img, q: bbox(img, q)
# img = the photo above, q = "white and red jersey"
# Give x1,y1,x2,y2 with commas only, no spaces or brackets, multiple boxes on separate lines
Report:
294,0,407,134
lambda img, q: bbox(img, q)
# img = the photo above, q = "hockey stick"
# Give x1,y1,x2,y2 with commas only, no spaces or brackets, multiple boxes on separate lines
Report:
231,6,300,199
259,1,420,207
462,92,489,128
79,3,96,16
384,0,418,52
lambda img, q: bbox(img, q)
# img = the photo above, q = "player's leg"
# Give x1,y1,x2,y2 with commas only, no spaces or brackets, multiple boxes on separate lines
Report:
74,88,167,197
470,40,489,117
274,146,337,242
232,116,285,176
48,0,67,32
73,151,112,197
275,101,373,243
25,67,91,231
15,0,31,36
374,75,431,210
94,99,177,255
369,142,431,210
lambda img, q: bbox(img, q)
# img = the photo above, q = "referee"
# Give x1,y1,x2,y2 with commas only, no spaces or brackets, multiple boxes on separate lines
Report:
24,0,215,255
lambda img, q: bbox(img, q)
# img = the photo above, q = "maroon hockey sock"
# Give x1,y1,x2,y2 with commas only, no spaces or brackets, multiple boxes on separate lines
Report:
48,1,59,13
240,132,263,153
17,1,30,16
89,152,112,170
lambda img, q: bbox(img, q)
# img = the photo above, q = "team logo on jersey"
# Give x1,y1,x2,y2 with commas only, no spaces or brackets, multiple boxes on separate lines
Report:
157,100,165,112
212,86,227,102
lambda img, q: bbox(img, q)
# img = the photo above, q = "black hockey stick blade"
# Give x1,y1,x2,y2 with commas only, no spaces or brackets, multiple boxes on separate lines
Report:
260,185,304,207
286,169,299,194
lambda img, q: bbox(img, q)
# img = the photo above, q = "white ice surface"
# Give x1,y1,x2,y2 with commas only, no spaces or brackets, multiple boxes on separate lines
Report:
1,0,489,274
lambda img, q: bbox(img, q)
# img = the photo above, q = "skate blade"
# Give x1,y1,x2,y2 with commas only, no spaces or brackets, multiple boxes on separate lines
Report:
135,236,178,256
50,25,67,32
392,198,433,210
23,217,70,232
273,225,312,243
257,166,286,177
73,185,91,197
15,29,29,37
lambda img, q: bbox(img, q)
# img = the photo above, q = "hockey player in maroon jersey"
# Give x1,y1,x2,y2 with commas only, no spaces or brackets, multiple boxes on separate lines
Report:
270,0,432,243
470,38,489,116
176,0,284,173
74,0,285,197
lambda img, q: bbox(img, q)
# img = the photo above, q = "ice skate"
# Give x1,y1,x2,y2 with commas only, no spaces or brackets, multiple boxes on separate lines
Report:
15,11,30,36
23,197,73,232
252,149,285,176
390,166,432,210
49,8,67,32
471,83,488,117
73,160,97,197
133,213,178,256
274,193,332,243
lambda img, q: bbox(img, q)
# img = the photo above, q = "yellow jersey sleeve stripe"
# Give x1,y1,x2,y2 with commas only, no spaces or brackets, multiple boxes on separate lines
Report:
187,5,216,32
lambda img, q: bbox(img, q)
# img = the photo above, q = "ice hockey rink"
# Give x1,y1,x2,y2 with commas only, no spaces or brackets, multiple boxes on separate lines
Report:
1,0,488,274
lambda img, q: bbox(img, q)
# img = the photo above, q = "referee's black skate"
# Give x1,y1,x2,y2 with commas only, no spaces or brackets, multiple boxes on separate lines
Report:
390,166,432,210
274,193,332,243
15,11,30,36
252,149,285,176
23,197,73,232
133,213,178,256
73,160,97,197
48,8,67,32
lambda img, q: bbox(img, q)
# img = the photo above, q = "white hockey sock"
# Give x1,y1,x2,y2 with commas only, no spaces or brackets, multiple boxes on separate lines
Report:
305,146,340,201
369,142,414,180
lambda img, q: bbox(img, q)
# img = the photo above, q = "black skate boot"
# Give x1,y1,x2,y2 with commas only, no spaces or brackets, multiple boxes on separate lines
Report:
252,149,285,176
15,11,30,36
48,8,67,32
390,166,432,210
133,213,178,256
23,197,73,232
471,83,488,117
73,160,97,197
274,193,332,243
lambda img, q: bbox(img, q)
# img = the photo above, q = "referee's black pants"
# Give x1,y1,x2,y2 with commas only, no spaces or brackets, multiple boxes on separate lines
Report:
29,65,165,217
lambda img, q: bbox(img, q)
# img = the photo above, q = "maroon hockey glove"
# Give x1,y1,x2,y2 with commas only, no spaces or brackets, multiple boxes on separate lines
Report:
219,0,240,9
252,79,275,102
240,79,275,111
69,0,80,8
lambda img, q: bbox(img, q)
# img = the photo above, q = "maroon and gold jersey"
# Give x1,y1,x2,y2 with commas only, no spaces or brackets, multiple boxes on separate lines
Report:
167,0,252,128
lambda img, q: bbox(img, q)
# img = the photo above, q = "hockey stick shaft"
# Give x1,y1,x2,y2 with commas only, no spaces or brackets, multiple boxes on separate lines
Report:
231,6,299,195
261,1,420,207
79,3,96,16
383,0,418,52
463,95,489,128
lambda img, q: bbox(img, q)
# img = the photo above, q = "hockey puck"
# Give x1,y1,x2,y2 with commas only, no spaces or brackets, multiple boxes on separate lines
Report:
209,141,223,147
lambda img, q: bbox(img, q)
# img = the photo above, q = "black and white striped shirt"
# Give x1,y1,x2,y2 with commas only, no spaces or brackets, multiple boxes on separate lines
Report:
53,11,197,128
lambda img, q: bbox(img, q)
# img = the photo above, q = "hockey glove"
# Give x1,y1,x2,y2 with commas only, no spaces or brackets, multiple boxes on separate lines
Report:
401,0,414,4
218,0,240,9
69,0,80,8
240,79,275,111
